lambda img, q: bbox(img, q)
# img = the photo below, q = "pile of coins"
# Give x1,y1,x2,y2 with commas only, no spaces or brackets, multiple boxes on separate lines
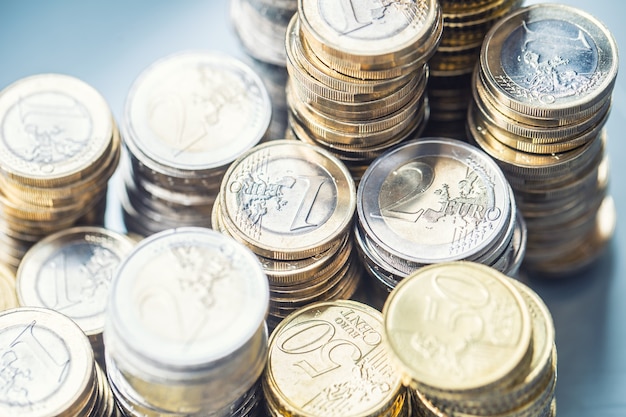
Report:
383,262,557,417
230,0,296,66
355,138,526,309
424,0,523,139
16,226,136,369
212,140,359,330
285,0,442,182
467,3,618,275
0,264,17,311
120,51,271,237
104,228,269,416
0,307,118,416
0,74,120,271
263,300,410,417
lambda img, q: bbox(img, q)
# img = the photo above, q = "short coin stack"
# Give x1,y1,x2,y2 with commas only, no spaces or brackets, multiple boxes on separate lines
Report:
263,300,410,417
383,262,557,417
286,0,442,183
120,52,271,237
213,140,358,330
16,226,136,370
424,0,523,139
0,307,119,416
0,74,120,271
230,0,296,66
355,138,525,309
467,3,618,275
104,228,269,416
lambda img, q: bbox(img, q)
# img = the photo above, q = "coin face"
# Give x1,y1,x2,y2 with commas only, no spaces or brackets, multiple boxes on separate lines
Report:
107,227,269,367
358,138,511,264
124,51,271,172
383,262,532,392
16,227,136,336
0,74,114,186
220,140,355,260
265,300,403,416
0,307,93,417
299,0,440,65
482,4,618,117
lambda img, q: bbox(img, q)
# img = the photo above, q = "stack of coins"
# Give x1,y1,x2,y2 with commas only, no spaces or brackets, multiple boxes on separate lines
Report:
120,51,272,237
104,228,269,416
0,74,120,271
467,3,618,275
263,300,410,417
230,0,297,67
15,227,136,370
286,0,442,183
424,0,523,139
0,264,17,311
212,140,358,330
355,138,526,309
383,262,557,417
0,307,119,416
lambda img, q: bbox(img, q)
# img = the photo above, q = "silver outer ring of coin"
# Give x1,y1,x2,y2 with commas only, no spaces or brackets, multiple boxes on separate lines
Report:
0,306,94,417
16,226,136,337
105,227,269,369
123,51,272,174
358,137,511,265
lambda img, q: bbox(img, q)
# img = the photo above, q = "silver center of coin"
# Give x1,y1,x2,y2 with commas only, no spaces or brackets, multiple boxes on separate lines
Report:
1,92,92,172
501,19,599,103
318,0,416,39
0,322,70,406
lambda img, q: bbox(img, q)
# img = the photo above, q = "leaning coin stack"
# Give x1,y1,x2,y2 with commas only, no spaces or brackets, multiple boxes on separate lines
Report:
424,0,523,139
286,0,442,183
263,300,410,417
104,228,269,416
212,140,358,331
0,74,120,271
355,138,525,309
467,3,618,275
0,307,119,416
230,0,296,66
15,227,136,370
383,262,557,417
120,51,271,237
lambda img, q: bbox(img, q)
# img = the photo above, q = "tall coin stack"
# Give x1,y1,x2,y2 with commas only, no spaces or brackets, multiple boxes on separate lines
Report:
16,227,136,370
213,140,358,330
104,228,269,416
120,52,272,237
383,262,557,417
0,307,119,416
0,74,120,271
467,3,618,275
286,0,443,183
424,0,523,140
263,300,410,417
0,264,17,311
355,138,525,309
229,0,294,139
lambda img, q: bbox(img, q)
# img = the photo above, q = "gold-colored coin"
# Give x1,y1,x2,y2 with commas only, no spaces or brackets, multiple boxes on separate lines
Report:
264,300,406,417
383,262,532,397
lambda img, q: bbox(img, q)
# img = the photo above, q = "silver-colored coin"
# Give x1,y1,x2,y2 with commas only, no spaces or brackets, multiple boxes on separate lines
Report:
124,51,271,175
16,227,136,338
0,307,94,417
358,138,511,265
